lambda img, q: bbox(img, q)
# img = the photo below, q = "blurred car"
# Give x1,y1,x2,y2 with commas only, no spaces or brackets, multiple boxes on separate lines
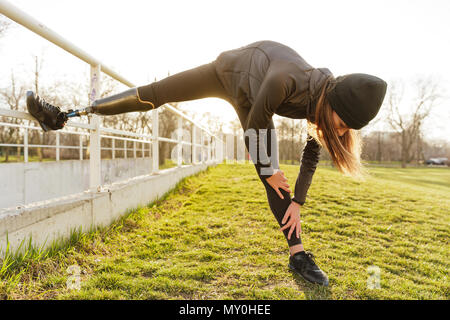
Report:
425,157,448,166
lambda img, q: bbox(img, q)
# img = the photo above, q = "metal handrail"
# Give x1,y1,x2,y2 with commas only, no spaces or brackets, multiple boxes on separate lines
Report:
0,0,224,193
0,108,95,130
0,0,217,138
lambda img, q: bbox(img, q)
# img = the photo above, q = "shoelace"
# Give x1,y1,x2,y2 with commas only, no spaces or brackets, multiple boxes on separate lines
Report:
37,95,67,128
38,96,58,113
303,251,319,269
305,251,315,261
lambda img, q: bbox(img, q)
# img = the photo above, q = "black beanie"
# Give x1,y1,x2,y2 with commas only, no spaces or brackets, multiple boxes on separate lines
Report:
326,73,387,130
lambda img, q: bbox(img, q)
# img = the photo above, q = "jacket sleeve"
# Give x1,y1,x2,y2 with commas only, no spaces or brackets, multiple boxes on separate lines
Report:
292,134,322,205
244,69,292,177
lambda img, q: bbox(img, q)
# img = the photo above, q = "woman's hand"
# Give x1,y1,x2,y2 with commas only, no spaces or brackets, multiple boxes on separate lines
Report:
280,201,302,240
265,169,291,199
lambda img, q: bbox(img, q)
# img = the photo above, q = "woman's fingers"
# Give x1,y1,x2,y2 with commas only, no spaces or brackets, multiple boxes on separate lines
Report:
269,183,286,199
274,182,291,196
282,210,289,224
280,203,302,239
268,171,291,199
287,223,296,240
280,219,293,231
275,187,284,199
280,174,287,181
282,209,291,224
280,181,291,191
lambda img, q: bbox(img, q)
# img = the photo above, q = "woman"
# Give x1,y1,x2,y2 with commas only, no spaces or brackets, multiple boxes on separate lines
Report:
27,40,387,286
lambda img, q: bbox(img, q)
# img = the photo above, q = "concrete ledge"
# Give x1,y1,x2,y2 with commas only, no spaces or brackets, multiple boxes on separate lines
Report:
0,162,216,256
0,157,155,208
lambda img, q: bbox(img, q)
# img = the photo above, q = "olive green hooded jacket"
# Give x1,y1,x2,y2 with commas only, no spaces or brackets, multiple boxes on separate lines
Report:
214,40,333,205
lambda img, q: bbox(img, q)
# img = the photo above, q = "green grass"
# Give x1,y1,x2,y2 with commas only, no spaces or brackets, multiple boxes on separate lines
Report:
0,157,182,166
159,159,178,170
0,155,54,163
0,163,448,300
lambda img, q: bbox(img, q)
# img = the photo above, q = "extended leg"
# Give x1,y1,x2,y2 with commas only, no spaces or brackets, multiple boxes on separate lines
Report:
234,106,302,248
235,107,328,286
27,62,231,130
69,62,230,117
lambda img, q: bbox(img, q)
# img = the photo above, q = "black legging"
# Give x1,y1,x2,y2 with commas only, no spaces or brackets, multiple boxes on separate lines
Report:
137,62,301,247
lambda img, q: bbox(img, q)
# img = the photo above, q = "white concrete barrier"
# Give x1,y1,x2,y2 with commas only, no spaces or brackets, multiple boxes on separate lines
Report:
0,158,154,208
0,162,216,256
0,0,226,258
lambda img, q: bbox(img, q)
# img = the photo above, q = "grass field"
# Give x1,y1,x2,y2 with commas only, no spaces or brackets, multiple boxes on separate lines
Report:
0,155,180,168
0,155,54,163
0,163,448,300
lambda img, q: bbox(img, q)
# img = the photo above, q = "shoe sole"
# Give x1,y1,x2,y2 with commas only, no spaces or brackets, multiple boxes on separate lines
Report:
26,91,51,132
288,263,329,287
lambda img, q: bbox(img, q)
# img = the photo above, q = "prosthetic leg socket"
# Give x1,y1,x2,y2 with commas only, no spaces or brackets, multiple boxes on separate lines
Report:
67,88,155,117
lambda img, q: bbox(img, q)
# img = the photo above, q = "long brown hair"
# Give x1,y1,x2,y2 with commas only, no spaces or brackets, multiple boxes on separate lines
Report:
307,78,368,179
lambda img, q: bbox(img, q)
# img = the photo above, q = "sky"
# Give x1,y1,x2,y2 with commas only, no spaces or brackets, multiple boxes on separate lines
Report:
1,0,449,139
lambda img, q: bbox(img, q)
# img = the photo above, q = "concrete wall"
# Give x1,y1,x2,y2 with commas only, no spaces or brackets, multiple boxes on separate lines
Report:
0,162,215,256
0,157,154,209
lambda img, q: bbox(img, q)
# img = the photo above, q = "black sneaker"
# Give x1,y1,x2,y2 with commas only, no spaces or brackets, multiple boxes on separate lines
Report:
26,91,68,132
289,251,329,286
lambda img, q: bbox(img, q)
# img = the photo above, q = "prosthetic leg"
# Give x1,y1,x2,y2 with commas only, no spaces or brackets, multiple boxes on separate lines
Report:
66,88,155,118
26,88,156,131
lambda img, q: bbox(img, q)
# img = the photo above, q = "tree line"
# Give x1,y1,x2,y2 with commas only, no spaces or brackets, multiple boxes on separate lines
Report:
0,15,448,167
0,61,447,167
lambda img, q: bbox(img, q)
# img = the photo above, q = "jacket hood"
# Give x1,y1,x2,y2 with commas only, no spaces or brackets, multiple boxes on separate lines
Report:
306,68,334,123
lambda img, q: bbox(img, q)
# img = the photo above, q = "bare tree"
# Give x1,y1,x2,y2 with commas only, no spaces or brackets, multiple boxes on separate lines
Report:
276,118,291,163
273,118,307,164
362,130,403,164
185,110,225,137
386,78,440,167
158,103,181,165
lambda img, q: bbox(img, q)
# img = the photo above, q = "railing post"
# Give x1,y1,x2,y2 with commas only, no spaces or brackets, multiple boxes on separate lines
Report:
220,138,223,162
89,64,102,190
24,126,28,163
211,136,213,162
215,138,218,162
124,140,127,159
206,134,208,164
199,130,204,164
218,135,224,163
216,135,222,163
152,109,159,174
133,140,136,158
207,135,211,163
141,141,144,158
112,138,115,159
237,134,245,163
56,131,60,161
177,117,182,167
79,135,83,160
212,137,216,163
226,133,235,163
192,125,197,165
209,136,213,163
